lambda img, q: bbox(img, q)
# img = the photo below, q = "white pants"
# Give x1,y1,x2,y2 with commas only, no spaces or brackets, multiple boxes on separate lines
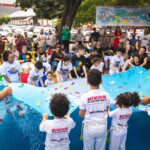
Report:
109,132,127,150
83,124,107,150
104,56,113,68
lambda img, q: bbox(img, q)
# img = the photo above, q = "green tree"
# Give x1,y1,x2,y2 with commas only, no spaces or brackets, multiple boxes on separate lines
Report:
16,0,83,36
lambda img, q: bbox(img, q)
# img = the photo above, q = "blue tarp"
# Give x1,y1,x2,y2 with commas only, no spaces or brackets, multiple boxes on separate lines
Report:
1,66,149,117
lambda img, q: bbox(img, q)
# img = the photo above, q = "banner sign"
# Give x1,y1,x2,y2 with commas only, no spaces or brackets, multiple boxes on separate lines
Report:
96,7,150,26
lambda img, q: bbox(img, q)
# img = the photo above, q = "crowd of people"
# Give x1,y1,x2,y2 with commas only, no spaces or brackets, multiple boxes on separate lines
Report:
0,26,150,150
0,26,150,86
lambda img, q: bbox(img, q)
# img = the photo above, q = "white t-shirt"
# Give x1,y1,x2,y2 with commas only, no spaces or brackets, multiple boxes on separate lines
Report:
56,61,72,81
27,69,43,86
80,89,110,124
109,108,132,135
110,55,124,68
45,79,54,87
57,61,72,73
90,64,102,72
1,60,22,83
39,118,75,150
37,34,46,46
141,34,150,48
46,34,54,46
74,33,84,42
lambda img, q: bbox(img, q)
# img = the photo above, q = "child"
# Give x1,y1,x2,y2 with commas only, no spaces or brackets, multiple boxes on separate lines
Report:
19,46,32,63
79,69,110,150
39,94,75,150
45,71,55,87
27,61,44,87
90,57,104,72
56,56,73,82
1,51,22,83
109,50,124,74
19,46,34,74
109,92,140,150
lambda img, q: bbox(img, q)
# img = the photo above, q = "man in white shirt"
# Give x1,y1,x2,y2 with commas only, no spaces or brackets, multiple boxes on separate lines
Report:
140,29,150,52
46,31,55,48
73,29,85,45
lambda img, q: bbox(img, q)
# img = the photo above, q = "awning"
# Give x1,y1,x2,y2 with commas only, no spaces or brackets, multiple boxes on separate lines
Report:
20,17,33,22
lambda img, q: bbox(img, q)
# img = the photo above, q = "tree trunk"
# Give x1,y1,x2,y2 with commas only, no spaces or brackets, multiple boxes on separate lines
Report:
57,0,83,39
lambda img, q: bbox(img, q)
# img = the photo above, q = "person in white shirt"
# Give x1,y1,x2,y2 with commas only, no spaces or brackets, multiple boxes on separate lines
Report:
140,29,150,51
79,69,110,150
37,29,46,52
56,56,73,82
1,51,22,83
46,30,55,48
109,50,124,75
73,29,85,45
45,71,55,87
90,57,104,72
109,92,140,150
39,93,75,150
27,61,44,87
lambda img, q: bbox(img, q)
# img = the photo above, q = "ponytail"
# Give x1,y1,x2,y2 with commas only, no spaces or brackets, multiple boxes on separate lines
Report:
130,92,140,107
116,92,140,108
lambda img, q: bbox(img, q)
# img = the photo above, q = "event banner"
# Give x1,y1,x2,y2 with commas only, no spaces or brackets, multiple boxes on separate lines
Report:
96,7,150,26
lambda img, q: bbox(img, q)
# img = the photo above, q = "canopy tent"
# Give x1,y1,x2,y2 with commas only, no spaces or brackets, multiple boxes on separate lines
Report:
9,8,36,18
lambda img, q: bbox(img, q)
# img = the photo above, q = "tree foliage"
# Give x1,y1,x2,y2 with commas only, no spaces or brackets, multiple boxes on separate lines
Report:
16,0,64,19
0,16,10,25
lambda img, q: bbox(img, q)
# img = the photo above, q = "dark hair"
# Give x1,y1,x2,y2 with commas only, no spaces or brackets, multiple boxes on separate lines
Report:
56,44,61,48
78,45,85,51
63,56,70,62
133,54,140,59
91,57,100,64
116,92,140,108
3,50,13,61
46,71,53,76
35,61,43,70
140,46,146,52
116,49,123,53
87,69,102,86
93,28,96,31
115,26,121,34
50,94,70,117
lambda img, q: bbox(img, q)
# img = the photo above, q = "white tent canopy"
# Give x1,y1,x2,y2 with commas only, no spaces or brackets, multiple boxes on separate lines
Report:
9,8,36,18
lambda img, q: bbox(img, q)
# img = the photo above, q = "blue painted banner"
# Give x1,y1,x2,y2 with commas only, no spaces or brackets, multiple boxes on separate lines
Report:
96,7,150,26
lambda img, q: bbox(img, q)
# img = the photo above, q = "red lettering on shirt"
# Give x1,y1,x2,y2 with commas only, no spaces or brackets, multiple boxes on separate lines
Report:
119,114,131,120
52,127,68,133
87,95,106,103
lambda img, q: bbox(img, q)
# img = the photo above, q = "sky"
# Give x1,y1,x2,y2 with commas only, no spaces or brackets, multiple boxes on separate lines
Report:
0,0,16,4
